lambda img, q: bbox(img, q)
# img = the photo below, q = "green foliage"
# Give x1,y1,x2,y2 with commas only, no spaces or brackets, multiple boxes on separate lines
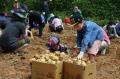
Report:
0,0,120,25
53,11,68,20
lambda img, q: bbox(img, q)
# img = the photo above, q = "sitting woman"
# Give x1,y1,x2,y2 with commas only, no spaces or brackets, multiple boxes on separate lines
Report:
47,35,67,52
49,16,64,33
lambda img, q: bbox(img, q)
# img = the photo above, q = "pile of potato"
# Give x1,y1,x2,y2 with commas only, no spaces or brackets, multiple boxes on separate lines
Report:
30,50,90,66
66,58,90,66
30,51,70,64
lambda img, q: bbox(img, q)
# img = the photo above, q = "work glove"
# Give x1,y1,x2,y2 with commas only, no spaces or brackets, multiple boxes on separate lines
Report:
77,51,84,59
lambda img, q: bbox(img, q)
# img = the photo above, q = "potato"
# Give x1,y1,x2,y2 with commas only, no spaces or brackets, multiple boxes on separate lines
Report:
67,59,73,63
39,59,46,63
45,50,50,53
34,54,40,59
47,59,53,63
45,56,50,61
61,52,66,55
30,58,36,62
81,61,87,66
56,61,61,64
55,52,60,56
51,61,56,64
41,55,46,59
49,55,59,61
87,60,91,64
55,51,60,54
60,52,66,57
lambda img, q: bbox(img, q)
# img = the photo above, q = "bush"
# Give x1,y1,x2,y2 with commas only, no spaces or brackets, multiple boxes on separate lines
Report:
0,0,120,22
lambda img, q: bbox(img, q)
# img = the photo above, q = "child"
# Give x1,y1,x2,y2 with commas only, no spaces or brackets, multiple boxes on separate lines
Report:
73,16,103,62
49,16,64,33
47,35,67,52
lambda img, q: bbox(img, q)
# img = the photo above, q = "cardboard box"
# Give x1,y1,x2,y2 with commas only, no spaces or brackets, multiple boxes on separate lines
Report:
63,62,96,79
32,61,63,79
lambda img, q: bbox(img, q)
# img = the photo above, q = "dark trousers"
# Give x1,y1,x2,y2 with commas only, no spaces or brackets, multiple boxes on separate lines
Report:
1,37,30,52
39,23,45,36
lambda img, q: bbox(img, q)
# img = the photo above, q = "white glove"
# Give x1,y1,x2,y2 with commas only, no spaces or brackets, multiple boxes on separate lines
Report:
77,52,84,59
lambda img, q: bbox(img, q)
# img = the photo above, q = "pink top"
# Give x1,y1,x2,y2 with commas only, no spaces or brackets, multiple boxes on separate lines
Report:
52,18,64,30
101,27,110,44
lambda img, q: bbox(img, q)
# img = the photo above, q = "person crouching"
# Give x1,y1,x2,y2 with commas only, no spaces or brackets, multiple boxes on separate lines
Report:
49,16,64,33
0,11,30,52
47,35,67,52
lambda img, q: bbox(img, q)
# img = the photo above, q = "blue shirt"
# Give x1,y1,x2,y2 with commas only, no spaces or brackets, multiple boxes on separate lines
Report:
40,14,45,23
77,21,103,52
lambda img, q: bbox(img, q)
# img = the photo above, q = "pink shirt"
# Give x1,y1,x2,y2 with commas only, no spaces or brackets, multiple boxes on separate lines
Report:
101,28,110,44
52,18,63,30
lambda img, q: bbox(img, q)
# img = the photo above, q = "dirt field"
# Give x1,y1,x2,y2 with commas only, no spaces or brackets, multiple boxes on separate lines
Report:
0,25,120,79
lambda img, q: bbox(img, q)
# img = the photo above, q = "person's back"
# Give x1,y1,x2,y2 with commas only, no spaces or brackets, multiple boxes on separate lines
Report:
84,21,103,41
0,15,11,29
29,11,40,22
28,11,41,29
52,18,63,29
0,20,26,51
77,21,103,49
0,8,31,52
50,17,63,33
28,11,46,37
